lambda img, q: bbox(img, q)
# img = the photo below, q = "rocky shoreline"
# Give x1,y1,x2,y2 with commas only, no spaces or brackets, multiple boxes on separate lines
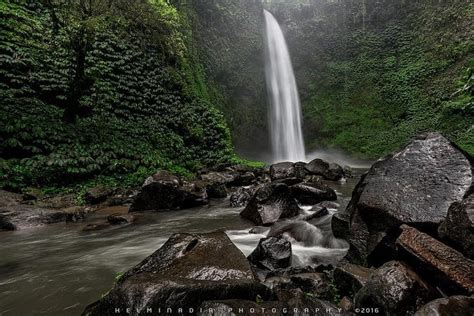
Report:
1,132,473,315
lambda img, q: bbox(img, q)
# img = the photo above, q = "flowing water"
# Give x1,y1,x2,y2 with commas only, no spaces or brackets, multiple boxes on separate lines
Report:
264,9,305,163
0,168,366,315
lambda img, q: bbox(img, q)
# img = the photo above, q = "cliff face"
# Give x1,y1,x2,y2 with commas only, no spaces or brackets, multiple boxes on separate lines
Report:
269,0,473,157
191,0,473,159
184,0,270,160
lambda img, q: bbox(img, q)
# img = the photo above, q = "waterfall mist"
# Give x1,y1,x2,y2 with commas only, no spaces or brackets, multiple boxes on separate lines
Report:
264,9,305,163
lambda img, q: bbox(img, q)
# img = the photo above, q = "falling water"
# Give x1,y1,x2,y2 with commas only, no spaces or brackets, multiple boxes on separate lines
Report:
264,9,305,162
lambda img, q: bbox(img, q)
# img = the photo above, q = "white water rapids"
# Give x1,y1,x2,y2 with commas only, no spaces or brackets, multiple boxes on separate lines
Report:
264,9,306,163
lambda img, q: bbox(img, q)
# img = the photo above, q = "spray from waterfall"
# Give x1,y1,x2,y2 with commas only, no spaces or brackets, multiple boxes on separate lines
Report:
264,9,305,162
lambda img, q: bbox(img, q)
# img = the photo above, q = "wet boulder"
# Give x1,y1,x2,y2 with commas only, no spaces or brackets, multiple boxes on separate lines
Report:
239,183,300,226
230,186,259,208
0,205,88,231
396,224,474,294
354,261,437,315
198,300,286,316
305,159,344,181
82,231,273,315
107,213,135,225
275,289,341,315
248,236,292,271
84,186,114,205
438,192,474,259
130,171,208,211
289,182,337,205
269,162,307,181
414,296,474,316
336,133,473,265
333,262,372,297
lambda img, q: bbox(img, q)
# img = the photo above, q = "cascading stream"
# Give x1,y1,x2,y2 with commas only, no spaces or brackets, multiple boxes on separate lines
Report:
264,9,306,162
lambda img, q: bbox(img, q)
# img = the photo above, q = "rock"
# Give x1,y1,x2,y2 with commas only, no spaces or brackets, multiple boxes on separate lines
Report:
0,190,23,207
239,183,300,226
438,192,474,259
289,182,337,205
82,231,273,315
269,162,307,181
288,273,329,295
84,186,114,205
200,167,256,188
337,133,473,265
105,189,136,206
206,182,227,198
275,289,341,315
198,300,286,316
342,166,353,178
82,223,111,232
333,262,372,297
354,261,437,315
248,236,292,271
22,187,44,201
339,296,353,313
272,177,304,186
0,205,88,230
305,159,344,181
230,186,258,208
107,213,135,225
249,226,269,234
415,296,474,316
130,171,208,211
396,224,474,294
35,193,76,209
302,207,329,221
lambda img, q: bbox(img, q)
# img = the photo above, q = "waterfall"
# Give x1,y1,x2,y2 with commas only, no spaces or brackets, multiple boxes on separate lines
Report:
264,9,305,162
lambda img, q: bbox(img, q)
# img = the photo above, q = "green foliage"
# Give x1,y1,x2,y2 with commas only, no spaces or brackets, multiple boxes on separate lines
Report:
0,0,234,190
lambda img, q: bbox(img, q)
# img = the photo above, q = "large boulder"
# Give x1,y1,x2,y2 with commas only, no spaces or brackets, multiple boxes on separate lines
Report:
239,183,300,226
130,171,208,211
84,186,114,205
248,236,292,271
230,186,259,208
396,224,474,294
304,159,344,181
333,262,372,297
335,133,473,265
269,162,307,181
82,231,273,315
289,182,337,205
354,261,437,315
415,296,474,316
438,192,474,259
0,205,88,230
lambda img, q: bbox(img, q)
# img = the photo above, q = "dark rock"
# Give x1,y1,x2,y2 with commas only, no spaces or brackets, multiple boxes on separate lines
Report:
396,224,474,294
438,192,474,259
290,182,337,205
0,190,23,207
198,300,286,316
82,223,111,232
230,186,259,208
240,183,300,226
0,205,88,231
36,193,77,209
275,289,341,315
249,226,269,234
414,296,474,316
206,182,228,199
107,213,135,225
272,177,303,186
305,159,344,181
130,171,208,211
337,133,473,265
354,261,437,315
248,236,292,271
22,188,44,201
314,201,340,210
105,189,136,206
333,262,372,297
84,186,114,205
302,207,329,221
269,162,307,181
82,231,273,315
339,296,353,313
342,166,353,178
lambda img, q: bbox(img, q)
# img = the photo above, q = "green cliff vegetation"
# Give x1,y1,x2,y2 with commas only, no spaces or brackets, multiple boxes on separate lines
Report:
0,0,235,191
271,0,473,158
